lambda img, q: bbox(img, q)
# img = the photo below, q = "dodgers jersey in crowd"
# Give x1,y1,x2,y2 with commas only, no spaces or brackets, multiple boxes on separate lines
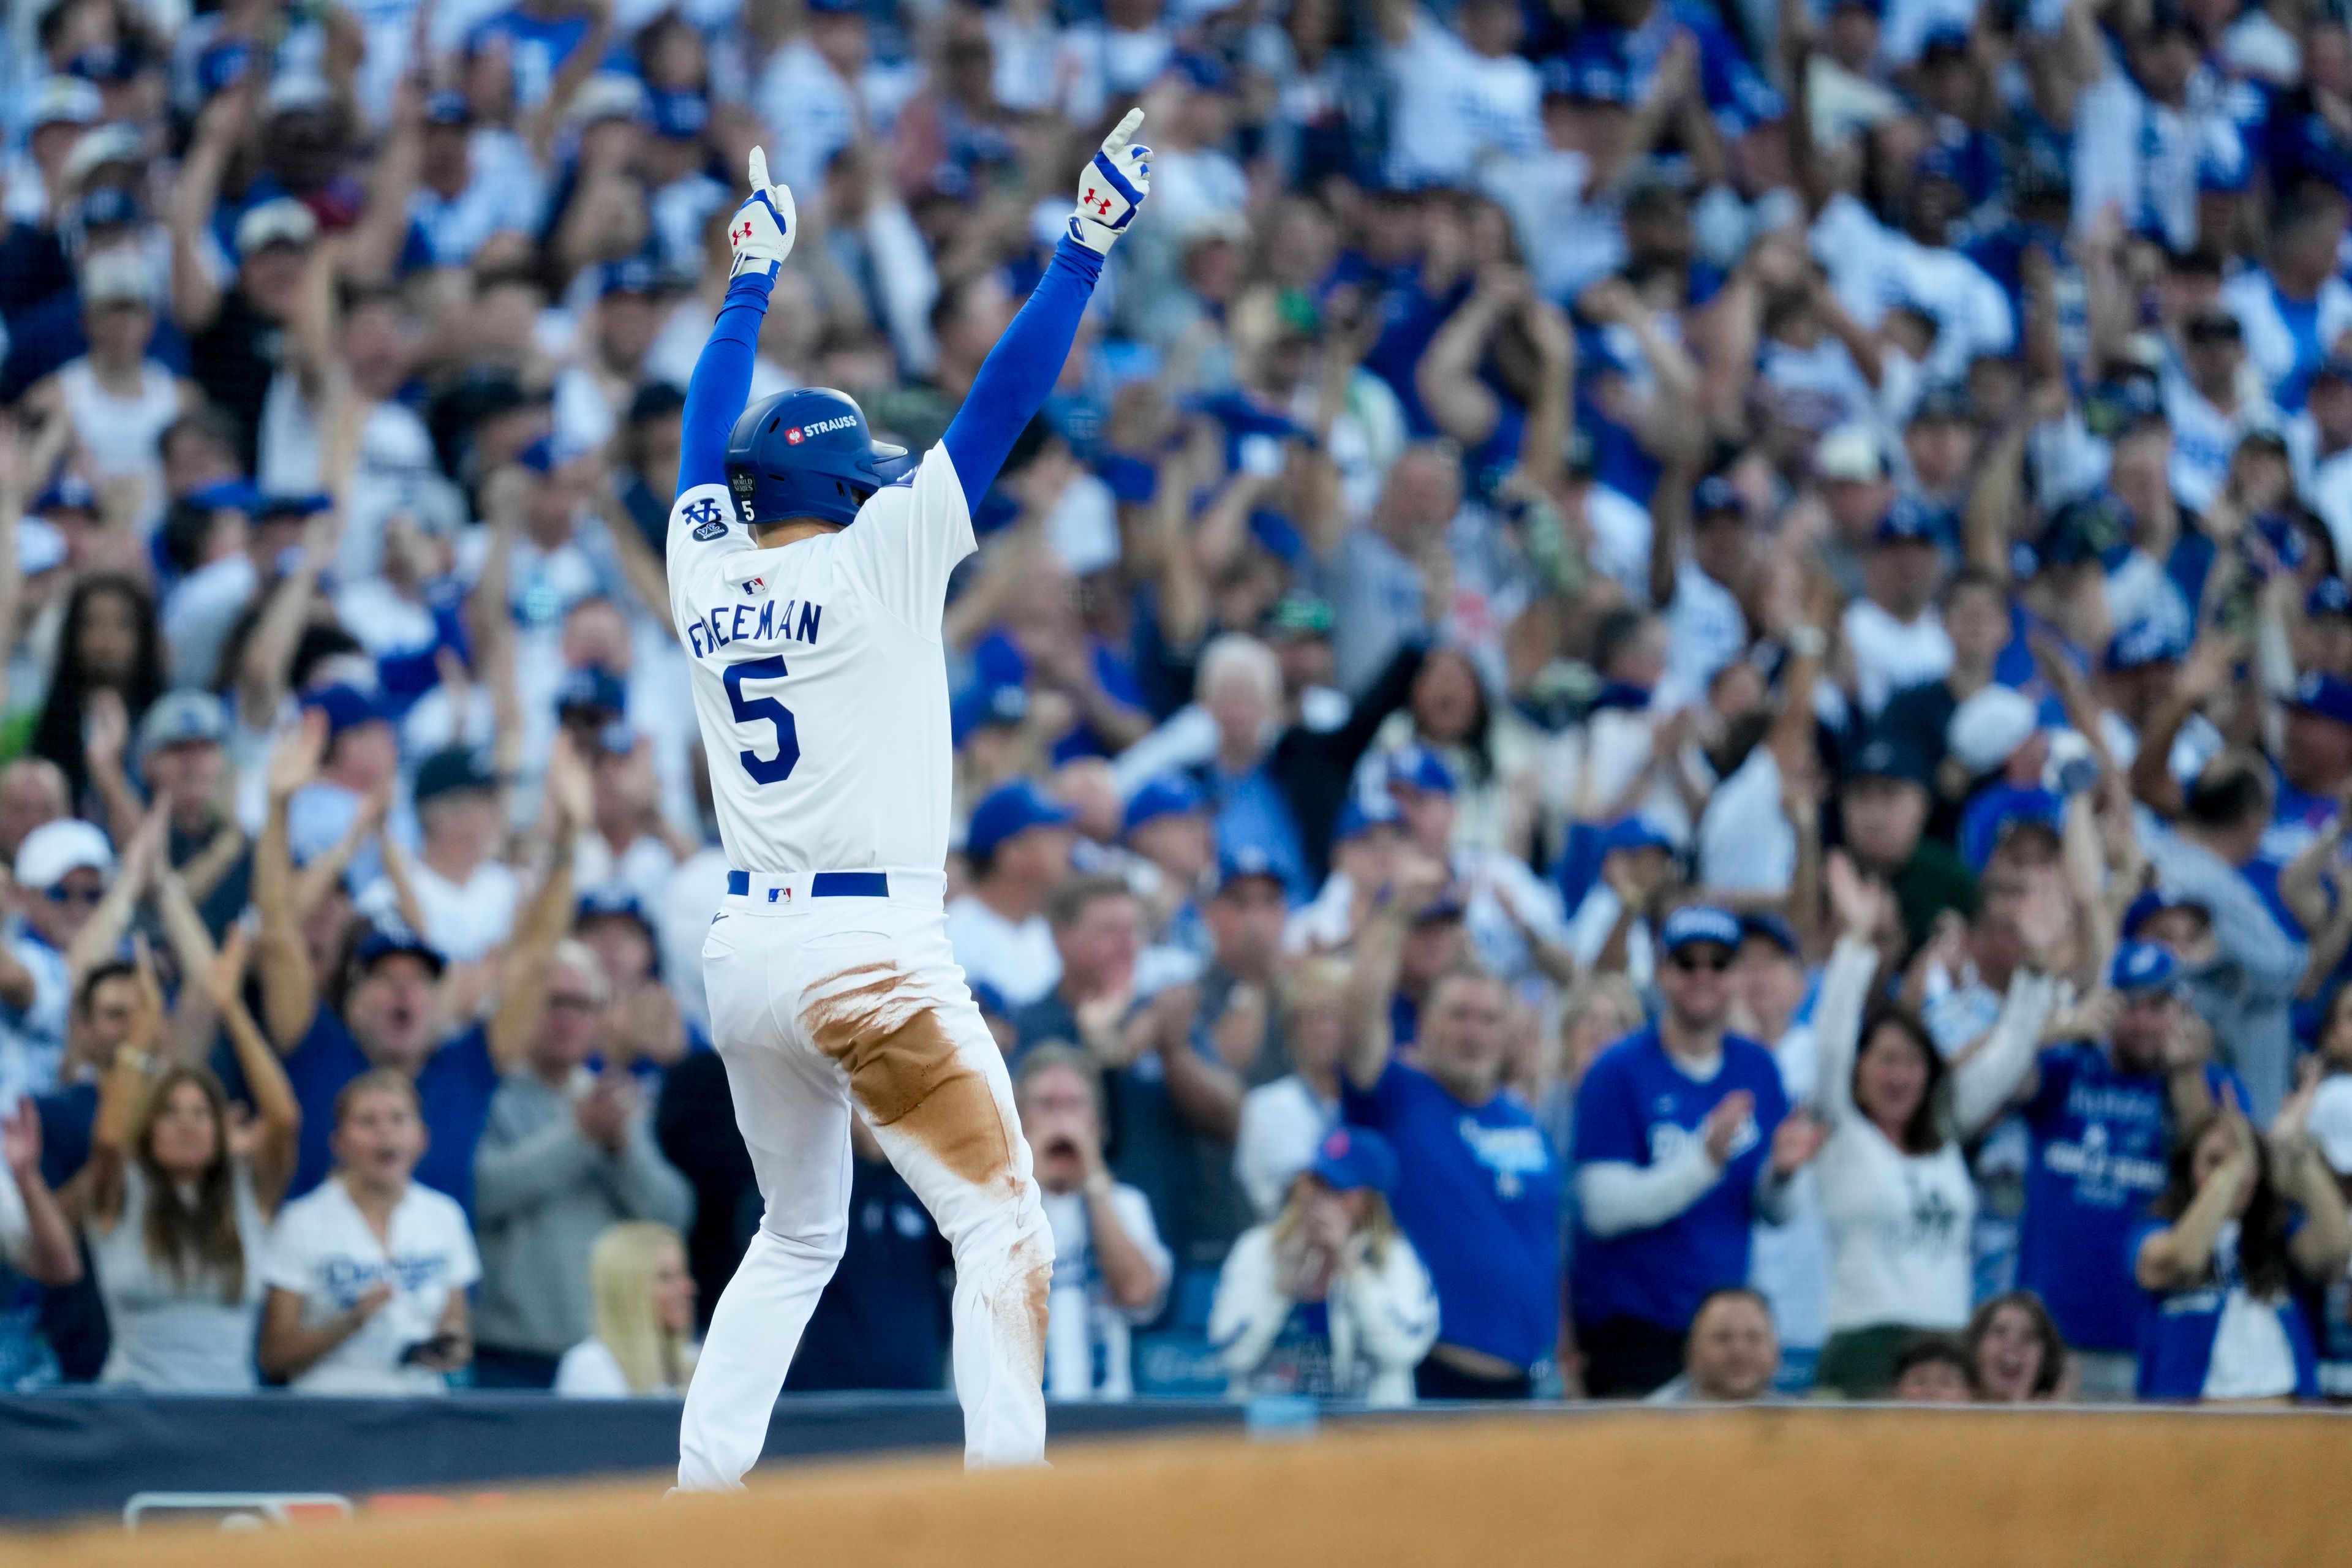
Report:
665,449,973,875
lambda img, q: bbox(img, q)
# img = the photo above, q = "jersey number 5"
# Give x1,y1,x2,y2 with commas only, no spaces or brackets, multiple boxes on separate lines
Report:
725,655,801,785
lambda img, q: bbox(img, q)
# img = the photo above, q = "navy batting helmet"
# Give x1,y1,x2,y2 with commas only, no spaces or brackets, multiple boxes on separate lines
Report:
724,388,916,529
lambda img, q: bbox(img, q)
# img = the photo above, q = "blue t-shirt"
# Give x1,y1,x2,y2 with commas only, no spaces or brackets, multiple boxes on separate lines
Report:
1340,1061,1560,1370
277,1012,501,1214
2125,1215,2321,1401
1569,1027,1788,1333
2017,1045,2248,1352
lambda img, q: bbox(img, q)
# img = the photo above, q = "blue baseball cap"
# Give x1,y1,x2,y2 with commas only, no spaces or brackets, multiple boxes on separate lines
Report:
1601,816,1674,855
1308,1125,1398,1196
1847,734,1931,790
1659,904,1743,956
1213,843,1287,895
186,478,263,514
34,473,96,516
952,682,1029,745
1740,910,1803,957
2310,576,2352,620
2110,940,2184,997
300,682,388,738
2122,886,2207,938
1122,774,1204,836
2291,670,2352,728
1692,474,1746,519
352,919,446,978
257,491,333,521
423,90,473,126
2105,620,2185,672
969,979,1011,1020
967,778,1077,859
1872,496,1943,546
1333,791,1403,844
599,257,660,299
556,666,628,719
575,884,655,933
649,89,709,140
1385,744,1457,797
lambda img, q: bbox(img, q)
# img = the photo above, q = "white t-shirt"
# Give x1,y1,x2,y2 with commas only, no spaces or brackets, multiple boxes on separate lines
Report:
1843,598,1953,720
944,897,1062,1009
357,858,521,965
553,1335,695,1396
1662,562,1747,711
262,1175,480,1396
1382,11,1541,187
0,928,71,1109
1040,1182,1171,1401
1696,745,1796,895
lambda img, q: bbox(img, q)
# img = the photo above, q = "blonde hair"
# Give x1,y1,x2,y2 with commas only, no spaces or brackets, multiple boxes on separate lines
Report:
589,1222,692,1394
1272,1175,1400,1267
1280,956,1352,1021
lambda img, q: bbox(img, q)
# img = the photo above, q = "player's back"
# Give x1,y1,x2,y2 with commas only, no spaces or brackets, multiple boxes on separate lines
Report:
666,444,976,875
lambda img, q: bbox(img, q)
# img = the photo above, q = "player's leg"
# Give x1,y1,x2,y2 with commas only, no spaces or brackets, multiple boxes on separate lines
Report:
676,922,856,1491
793,924,1052,1468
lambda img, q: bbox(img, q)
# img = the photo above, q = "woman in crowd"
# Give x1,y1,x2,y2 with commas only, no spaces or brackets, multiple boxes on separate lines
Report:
67,937,298,1390
2131,1095,2351,1404
1807,855,2062,1398
28,574,166,813
554,1221,699,1398
1362,646,1544,859
1234,957,1350,1219
260,1071,479,1394
1209,1126,1438,1406
1964,1290,2067,1403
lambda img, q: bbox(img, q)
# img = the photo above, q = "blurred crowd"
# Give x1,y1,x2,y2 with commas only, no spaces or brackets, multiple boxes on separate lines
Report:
6,0,2352,1411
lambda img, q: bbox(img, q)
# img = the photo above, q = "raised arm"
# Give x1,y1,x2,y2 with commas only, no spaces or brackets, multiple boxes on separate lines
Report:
254,717,326,1050
204,925,302,1215
677,150,797,497
1342,854,1452,1090
941,111,1152,507
488,739,587,1072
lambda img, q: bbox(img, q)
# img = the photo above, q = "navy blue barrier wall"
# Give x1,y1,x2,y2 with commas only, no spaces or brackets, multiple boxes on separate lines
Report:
0,1392,1245,1524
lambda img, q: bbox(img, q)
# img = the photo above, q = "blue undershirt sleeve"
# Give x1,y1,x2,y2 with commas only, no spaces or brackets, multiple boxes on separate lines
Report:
941,237,1104,508
678,271,778,495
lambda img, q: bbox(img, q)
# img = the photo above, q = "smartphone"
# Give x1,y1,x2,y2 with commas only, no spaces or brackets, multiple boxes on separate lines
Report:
399,1334,459,1367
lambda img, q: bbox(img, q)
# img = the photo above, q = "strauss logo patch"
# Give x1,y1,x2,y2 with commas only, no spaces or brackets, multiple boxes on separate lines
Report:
785,415,858,446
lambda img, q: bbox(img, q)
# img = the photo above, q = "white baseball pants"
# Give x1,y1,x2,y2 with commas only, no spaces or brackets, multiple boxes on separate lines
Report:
676,869,1052,1488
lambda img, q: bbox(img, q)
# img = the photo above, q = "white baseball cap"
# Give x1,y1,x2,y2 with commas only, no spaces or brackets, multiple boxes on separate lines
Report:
235,197,318,257
62,122,144,190
569,72,648,127
17,518,66,578
13,818,115,891
1816,424,1885,483
79,246,152,309
1947,685,2041,775
30,76,101,133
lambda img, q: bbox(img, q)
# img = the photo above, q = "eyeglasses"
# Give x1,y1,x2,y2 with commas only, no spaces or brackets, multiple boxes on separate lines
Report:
546,992,603,1014
1668,951,1732,974
43,884,104,907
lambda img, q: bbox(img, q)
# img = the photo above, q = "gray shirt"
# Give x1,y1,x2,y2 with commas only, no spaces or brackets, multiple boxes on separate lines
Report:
473,1068,693,1356
2143,822,2308,1121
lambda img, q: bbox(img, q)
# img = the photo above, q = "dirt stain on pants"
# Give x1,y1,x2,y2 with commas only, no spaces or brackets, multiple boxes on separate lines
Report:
799,963,1016,1190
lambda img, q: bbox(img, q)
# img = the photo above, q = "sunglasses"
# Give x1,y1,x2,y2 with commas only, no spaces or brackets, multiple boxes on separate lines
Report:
43,884,104,907
1668,951,1732,974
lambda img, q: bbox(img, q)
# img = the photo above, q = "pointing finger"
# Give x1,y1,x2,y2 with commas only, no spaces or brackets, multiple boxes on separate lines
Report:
748,146,771,195
1101,107,1144,156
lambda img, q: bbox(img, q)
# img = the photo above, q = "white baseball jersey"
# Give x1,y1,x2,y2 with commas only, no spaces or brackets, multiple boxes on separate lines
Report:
666,444,974,874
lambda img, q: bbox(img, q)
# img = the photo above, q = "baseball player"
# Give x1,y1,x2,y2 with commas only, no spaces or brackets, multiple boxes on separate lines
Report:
668,115,1152,1487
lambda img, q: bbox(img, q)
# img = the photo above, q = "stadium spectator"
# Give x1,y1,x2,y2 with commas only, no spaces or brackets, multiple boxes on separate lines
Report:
65,930,297,1390
1643,1286,1782,1405
1964,1291,2067,1404
948,779,1079,1011
783,1122,954,1395
555,1221,698,1398
1234,957,1350,1220
1344,856,1559,1401
1890,1334,1975,1403
259,1070,480,1393
1806,856,2060,1398
1017,1044,1171,1401
0,1095,82,1384
1573,905,1823,1398
472,937,692,1388
1208,1125,1438,1405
